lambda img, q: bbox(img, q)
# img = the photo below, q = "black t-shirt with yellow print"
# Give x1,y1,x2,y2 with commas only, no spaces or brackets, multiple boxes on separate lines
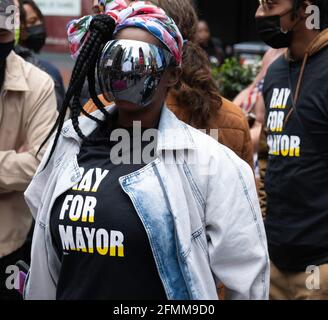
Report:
263,46,328,271
50,124,167,300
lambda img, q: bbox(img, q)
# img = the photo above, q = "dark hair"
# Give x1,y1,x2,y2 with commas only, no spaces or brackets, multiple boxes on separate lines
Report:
22,0,44,22
170,42,221,128
39,14,116,167
16,0,26,27
293,0,328,30
150,0,222,128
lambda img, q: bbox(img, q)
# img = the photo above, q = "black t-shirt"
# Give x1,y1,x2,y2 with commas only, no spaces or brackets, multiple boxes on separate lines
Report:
50,124,167,300
263,47,328,271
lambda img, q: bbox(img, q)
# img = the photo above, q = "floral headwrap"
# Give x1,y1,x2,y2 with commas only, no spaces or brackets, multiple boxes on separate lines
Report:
67,0,183,65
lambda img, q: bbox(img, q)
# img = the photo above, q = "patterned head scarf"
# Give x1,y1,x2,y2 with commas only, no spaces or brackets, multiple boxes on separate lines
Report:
67,0,183,65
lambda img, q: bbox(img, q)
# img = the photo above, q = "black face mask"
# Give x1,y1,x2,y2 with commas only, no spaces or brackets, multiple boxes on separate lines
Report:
0,40,15,61
256,11,296,48
25,24,47,53
0,41,15,90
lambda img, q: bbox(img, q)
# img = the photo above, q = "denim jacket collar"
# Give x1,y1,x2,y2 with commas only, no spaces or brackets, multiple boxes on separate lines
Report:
61,104,196,152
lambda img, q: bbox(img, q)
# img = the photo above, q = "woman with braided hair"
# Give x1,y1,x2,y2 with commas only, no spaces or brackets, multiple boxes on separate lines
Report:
24,1,269,300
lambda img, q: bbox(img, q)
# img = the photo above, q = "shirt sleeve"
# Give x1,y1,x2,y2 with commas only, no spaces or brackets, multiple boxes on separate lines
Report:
205,149,270,300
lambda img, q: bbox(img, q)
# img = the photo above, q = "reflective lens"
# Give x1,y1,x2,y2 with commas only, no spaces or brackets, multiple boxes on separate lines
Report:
97,39,174,107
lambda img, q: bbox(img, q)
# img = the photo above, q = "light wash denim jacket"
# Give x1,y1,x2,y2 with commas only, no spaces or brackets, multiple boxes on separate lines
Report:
24,105,269,300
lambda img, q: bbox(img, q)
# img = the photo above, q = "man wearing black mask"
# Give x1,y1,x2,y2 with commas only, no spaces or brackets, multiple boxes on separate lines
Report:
0,0,57,300
255,0,328,299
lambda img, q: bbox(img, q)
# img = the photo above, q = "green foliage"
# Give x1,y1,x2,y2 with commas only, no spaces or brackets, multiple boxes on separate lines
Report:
212,57,259,100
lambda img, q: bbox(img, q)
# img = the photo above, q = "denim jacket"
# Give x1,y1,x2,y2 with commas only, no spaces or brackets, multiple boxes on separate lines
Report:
24,105,269,300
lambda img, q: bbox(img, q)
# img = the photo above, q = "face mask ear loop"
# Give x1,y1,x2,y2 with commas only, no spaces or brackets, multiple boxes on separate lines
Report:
280,7,304,34
279,9,294,34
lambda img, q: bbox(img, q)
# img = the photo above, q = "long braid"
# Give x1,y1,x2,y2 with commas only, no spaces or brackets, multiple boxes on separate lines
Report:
88,66,110,118
71,30,114,142
78,33,112,125
38,14,116,168
71,96,87,141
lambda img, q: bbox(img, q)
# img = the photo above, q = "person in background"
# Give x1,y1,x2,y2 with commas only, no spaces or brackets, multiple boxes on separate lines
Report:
256,0,328,299
17,0,65,110
195,19,225,66
0,0,57,300
86,0,254,169
21,0,45,52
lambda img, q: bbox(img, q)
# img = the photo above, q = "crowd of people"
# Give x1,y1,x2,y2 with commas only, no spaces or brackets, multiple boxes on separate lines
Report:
0,0,328,301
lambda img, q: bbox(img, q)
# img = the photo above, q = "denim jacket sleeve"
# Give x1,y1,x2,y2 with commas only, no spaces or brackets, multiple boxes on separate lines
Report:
205,146,269,300
24,136,56,219
23,136,63,300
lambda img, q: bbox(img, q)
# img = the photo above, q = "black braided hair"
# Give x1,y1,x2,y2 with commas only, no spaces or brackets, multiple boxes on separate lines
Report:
38,14,116,168
293,0,328,30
